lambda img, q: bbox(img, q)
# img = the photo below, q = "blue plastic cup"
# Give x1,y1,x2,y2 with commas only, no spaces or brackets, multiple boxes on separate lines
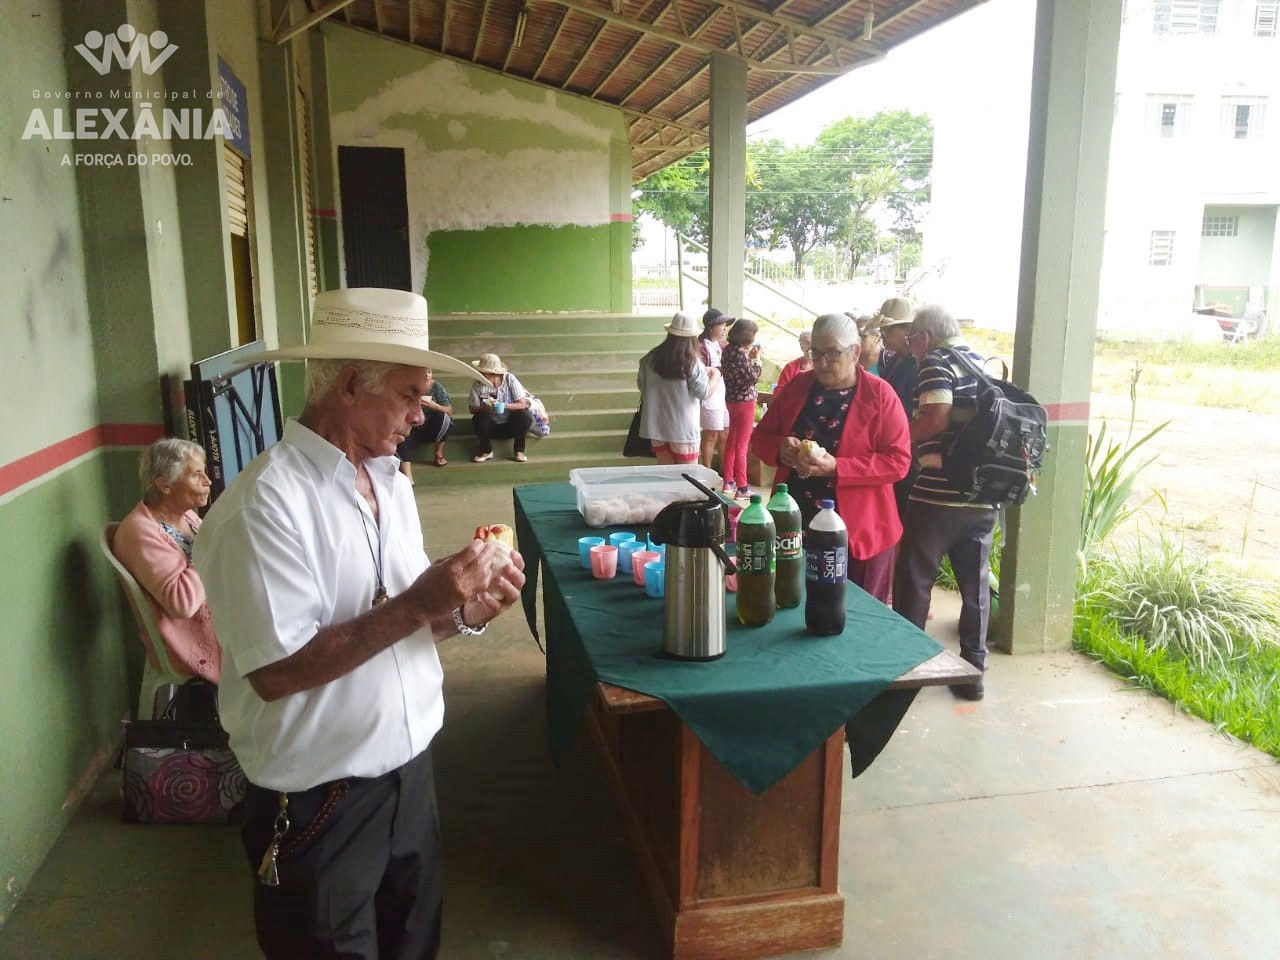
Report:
608,531,637,548
644,560,665,599
492,400,506,415
618,540,644,579
578,535,605,570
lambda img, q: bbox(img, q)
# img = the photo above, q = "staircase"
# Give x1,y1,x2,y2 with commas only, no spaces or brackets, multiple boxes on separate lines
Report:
423,313,661,487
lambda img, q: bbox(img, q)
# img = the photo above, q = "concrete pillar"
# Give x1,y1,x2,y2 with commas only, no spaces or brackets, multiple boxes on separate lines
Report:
707,53,747,318
993,0,1121,655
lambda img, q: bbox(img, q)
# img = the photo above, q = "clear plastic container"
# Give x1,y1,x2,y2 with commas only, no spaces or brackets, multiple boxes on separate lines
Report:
570,464,722,528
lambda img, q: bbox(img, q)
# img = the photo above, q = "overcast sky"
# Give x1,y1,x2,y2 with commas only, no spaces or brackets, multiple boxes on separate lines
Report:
746,0,1035,144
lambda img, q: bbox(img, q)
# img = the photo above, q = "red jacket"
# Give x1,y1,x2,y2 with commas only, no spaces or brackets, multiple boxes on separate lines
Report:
750,369,912,559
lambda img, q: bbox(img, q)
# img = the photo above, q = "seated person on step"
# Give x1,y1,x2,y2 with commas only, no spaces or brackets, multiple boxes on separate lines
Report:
468,353,534,463
396,366,453,482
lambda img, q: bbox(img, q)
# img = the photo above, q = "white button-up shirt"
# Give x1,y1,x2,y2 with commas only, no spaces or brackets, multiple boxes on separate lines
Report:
195,419,444,791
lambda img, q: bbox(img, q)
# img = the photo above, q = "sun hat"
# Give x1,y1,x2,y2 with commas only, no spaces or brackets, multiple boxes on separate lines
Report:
247,288,486,382
875,297,915,328
702,307,731,330
665,311,700,337
473,353,507,375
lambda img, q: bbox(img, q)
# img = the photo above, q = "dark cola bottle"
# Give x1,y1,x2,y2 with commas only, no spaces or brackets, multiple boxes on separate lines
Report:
767,483,804,609
805,499,848,635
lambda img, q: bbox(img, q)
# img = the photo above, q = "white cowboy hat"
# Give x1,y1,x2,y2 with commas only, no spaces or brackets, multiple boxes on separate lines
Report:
875,297,915,328
248,288,487,382
472,353,507,375
665,311,700,337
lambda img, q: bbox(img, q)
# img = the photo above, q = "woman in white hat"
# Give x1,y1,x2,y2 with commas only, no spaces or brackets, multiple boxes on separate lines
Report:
467,353,535,463
637,311,710,465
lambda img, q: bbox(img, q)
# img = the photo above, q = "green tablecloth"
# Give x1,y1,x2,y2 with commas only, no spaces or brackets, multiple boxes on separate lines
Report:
513,483,943,795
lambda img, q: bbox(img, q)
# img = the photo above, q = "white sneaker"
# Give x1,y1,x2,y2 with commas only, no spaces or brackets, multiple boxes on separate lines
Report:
472,451,494,463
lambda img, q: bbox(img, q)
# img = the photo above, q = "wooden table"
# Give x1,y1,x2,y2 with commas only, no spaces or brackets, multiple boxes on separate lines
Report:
584,651,979,960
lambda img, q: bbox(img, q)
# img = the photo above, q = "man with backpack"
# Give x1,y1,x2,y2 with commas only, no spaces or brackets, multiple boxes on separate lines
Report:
892,304,998,701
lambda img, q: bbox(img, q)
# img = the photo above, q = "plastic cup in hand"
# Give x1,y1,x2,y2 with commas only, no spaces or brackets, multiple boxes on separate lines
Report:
618,540,643,579
608,531,637,548
578,535,605,570
492,401,506,415
644,560,665,598
589,544,619,579
631,549,660,586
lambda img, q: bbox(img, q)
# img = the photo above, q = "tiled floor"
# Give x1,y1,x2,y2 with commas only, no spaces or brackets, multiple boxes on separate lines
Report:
3,483,1279,959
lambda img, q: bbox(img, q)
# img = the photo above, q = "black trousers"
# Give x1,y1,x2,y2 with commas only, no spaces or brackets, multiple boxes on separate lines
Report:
241,749,443,960
472,408,534,455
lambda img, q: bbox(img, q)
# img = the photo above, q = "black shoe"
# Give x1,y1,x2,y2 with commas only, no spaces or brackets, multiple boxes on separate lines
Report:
951,679,984,701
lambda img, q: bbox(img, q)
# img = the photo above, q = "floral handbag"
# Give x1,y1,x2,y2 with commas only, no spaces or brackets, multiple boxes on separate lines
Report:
121,721,246,823
528,396,551,438
121,680,246,824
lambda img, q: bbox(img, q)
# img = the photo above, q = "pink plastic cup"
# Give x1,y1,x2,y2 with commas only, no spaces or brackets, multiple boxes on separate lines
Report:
590,544,619,579
631,549,660,586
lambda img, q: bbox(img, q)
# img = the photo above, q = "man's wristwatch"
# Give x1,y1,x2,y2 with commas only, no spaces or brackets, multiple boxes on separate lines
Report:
451,605,487,636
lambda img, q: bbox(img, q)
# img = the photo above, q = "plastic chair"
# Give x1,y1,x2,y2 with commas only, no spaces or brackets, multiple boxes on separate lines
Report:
99,523,190,719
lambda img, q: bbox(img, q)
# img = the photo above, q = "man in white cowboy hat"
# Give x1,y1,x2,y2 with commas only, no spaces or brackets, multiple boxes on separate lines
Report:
195,287,525,960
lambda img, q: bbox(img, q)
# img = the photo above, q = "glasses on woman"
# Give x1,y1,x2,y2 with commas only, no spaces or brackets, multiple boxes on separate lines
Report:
808,347,852,363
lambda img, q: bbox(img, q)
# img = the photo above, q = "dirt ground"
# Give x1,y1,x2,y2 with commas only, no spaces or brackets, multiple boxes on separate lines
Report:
1089,383,1280,578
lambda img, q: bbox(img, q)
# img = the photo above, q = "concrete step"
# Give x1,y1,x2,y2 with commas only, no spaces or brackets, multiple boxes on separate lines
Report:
408,448,639,488
427,351,644,375
432,313,668,337
442,428,629,458
447,408,633,433
434,332,658,358
437,369,637,395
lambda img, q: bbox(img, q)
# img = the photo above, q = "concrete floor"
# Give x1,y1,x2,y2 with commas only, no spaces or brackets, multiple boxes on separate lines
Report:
3,482,1279,960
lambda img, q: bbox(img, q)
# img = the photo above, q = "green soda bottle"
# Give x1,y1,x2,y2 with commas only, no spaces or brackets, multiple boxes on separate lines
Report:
735,494,776,626
767,483,804,609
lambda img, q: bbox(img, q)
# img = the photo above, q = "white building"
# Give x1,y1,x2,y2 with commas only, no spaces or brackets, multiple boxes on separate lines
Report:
1100,0,1279,338
924,0,1279,337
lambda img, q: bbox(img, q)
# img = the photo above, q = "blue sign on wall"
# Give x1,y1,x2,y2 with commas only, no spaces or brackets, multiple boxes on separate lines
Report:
217,57,250,158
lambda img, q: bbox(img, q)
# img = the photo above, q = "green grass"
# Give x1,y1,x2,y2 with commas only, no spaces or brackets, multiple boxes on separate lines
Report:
1074,605,1280,759
1094,336,1280,372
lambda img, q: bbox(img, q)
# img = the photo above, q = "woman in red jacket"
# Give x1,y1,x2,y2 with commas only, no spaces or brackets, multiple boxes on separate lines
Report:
750,312,912,604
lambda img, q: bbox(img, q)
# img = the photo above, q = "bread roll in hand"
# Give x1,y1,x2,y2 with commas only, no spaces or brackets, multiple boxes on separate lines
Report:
474,524,515,572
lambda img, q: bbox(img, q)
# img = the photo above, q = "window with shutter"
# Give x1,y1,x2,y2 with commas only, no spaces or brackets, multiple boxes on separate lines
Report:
296,83,318,303
224,145,249,237
1149,230,1175,267
1257,2,1278,36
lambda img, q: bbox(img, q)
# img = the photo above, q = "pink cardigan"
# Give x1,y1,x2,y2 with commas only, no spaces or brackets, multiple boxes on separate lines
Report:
112,502,221,684
750,369,912,560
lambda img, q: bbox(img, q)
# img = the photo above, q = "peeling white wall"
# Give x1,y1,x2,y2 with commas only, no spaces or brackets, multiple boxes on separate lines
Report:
329,50,619,293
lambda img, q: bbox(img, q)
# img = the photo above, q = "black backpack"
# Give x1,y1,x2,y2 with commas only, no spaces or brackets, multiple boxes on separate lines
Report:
937,348,1048,506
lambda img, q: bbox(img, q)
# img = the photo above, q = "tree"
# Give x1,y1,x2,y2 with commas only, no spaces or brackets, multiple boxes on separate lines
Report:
816,111,933,274
633,151,710,244
747,139,852,275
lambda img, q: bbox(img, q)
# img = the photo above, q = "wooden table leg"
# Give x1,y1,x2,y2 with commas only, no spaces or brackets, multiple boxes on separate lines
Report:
586,690,845,960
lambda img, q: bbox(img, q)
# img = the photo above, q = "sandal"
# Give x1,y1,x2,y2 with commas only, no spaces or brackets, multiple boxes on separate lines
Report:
434,455,448,467
513,452,528,463
472,451,493,463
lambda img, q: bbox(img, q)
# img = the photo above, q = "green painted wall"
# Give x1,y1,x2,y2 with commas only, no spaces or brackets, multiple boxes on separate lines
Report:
426,223,632,313
323,26,632,313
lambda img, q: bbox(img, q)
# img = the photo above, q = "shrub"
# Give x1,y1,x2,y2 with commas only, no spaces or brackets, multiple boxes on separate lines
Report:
1079,530,1280,670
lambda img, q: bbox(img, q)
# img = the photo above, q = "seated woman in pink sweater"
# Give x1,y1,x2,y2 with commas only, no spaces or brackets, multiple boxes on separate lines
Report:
112,438,221,684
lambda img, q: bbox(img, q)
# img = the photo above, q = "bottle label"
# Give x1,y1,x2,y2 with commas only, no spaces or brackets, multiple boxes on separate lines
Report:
775,531,801,561
806,545,848,585
737,540,774,576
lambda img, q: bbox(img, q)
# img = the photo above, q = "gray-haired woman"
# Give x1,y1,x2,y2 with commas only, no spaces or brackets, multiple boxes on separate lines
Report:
749,313,912,603
110,438,221,683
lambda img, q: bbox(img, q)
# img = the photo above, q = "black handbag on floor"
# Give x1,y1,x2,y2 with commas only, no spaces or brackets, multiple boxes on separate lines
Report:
121,679,245,824
623,405,655,458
